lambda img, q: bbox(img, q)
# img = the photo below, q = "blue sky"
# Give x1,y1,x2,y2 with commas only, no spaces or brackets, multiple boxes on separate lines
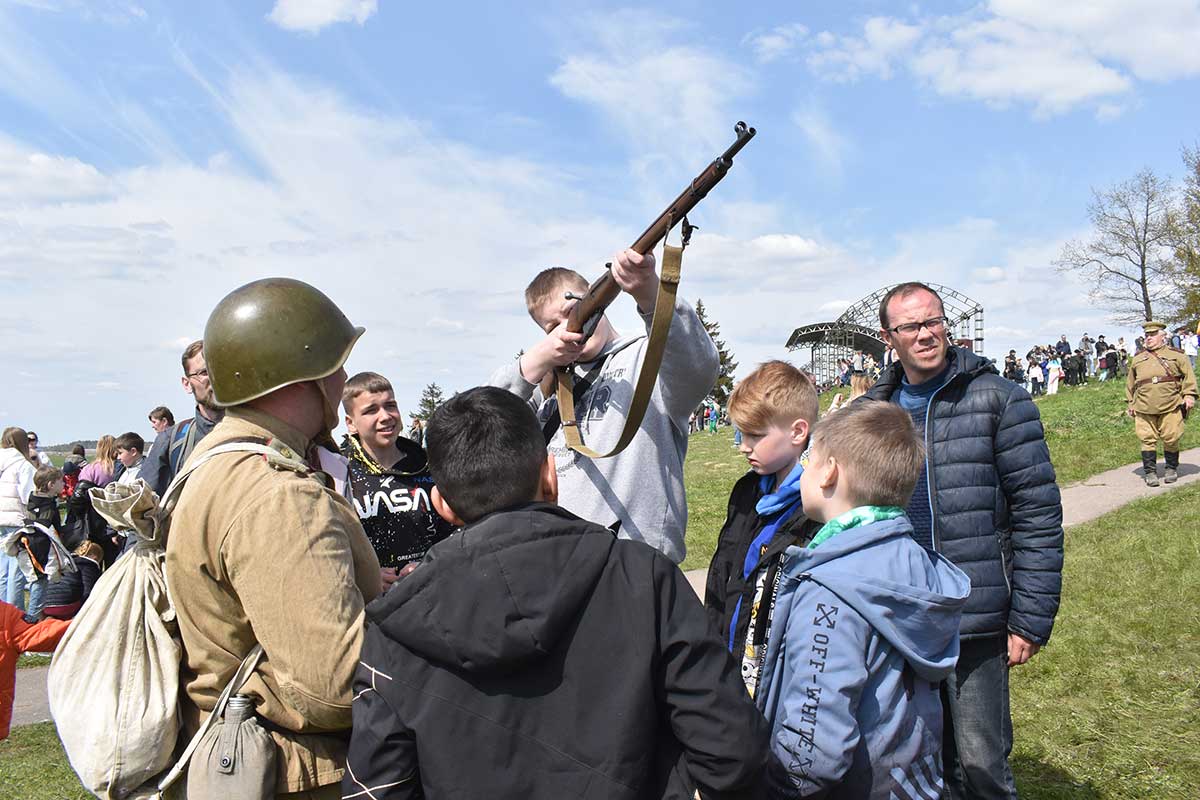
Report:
3,0,1199,444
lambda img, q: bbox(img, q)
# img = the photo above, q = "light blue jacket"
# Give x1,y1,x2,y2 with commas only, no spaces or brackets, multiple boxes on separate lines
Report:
756,516,971,799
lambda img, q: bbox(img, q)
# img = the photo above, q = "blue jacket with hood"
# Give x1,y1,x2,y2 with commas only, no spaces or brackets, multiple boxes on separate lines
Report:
757,516,970,800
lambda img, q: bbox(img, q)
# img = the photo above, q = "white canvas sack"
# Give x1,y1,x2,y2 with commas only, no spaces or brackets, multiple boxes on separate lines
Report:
46,441,311,800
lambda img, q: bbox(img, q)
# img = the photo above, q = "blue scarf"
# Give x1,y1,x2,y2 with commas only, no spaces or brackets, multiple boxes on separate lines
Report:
755,460,804,517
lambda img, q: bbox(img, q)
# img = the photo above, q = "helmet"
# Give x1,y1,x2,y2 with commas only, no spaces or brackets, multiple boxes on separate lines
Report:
204,277,364,407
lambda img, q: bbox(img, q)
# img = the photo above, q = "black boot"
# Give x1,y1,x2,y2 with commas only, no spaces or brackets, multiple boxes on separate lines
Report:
1164,451,1179,484
1142,451,1160,487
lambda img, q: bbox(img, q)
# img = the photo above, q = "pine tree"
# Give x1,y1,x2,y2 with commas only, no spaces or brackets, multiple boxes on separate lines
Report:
695,299,738,408
415,382,446,420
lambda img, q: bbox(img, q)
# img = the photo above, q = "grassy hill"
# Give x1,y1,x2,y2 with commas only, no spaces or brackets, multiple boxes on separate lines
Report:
682,376,1193,571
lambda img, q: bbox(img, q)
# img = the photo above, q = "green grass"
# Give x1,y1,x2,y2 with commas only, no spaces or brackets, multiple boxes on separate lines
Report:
1008,482,1200,798
0,723,90,800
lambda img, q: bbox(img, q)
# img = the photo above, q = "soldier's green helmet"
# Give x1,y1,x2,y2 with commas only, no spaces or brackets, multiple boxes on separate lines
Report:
203,277,365,407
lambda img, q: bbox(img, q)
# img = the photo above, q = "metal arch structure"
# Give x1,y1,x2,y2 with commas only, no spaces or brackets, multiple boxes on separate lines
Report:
786,283,985,389
837,283,984,351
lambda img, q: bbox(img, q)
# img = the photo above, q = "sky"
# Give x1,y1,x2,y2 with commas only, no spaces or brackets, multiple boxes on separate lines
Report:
3,0,1200,445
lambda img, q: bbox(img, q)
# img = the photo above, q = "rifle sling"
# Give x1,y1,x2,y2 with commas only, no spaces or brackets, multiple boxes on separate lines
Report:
555,242,683,459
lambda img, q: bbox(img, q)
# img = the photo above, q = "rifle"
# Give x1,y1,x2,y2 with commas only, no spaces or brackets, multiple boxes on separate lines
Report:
546,121,756,457
565,121,756,343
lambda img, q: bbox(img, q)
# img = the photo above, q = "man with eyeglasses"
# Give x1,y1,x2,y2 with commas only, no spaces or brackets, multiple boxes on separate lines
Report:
139,339,225,495
863,282,1063,800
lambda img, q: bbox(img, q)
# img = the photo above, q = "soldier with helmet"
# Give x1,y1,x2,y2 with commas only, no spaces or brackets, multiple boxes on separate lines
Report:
166,278,382,799
1126,320,1197,486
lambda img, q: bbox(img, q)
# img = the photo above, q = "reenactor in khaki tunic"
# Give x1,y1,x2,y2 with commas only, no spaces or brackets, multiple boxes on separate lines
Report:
1126,320,1198,486
167,278,382,799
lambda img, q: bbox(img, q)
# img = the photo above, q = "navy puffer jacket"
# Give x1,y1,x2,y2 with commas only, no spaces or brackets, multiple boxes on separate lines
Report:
864,347,1064,644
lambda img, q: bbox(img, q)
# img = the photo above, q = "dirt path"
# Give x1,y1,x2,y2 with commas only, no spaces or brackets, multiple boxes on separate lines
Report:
14,448,1200,730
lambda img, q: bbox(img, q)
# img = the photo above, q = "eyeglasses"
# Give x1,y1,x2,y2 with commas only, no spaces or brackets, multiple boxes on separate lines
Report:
885,316,948,337
185,368,209,379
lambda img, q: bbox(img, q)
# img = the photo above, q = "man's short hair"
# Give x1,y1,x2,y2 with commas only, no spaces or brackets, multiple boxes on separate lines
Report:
71,444,85,457
181,340,204,373
879,282,945,329
342,372,395,414
728,360,819,432
33,465,63,493
148,406,175,426
809,401,924,508
524,267,588,318
426,387,546,524
115,431,145,454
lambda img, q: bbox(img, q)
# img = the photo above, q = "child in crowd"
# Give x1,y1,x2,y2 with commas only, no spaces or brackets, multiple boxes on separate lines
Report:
343,387,767,799
705,360,821,696
41,540,103,620
9,466,68,620
114,432,146,485
1,601,70,739
339,372,454,592
756,401,970,798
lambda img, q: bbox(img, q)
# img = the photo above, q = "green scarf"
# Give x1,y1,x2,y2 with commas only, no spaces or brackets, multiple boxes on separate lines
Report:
808,505,905,549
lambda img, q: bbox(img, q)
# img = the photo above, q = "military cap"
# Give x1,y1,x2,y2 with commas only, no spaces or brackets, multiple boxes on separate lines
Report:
1142,320,1166,333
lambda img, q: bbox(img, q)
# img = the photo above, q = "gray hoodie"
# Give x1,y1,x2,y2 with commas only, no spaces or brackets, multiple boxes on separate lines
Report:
489,298,718,563
757,515,971,799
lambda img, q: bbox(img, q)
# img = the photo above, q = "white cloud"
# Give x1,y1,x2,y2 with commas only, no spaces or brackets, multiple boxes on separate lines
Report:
0,135,113,205
972,266,1006,282
743,23,809,63
807,16,922,81
549,10,755,178
267,0,377,34
803,2,1200,116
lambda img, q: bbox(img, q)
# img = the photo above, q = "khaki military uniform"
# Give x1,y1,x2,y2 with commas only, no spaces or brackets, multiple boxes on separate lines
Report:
166,406,382,796
1126,345,1197,449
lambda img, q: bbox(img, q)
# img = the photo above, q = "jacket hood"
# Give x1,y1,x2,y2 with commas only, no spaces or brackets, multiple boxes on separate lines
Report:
870,346,996,400
783,517,970,681
0,447,29,474
367,503,616,673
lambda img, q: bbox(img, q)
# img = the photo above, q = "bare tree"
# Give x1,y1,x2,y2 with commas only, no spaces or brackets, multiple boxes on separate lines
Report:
1166,144,1200,325
1055,168,1179,325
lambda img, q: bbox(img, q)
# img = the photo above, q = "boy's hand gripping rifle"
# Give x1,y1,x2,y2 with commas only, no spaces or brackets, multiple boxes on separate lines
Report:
551,121,756,458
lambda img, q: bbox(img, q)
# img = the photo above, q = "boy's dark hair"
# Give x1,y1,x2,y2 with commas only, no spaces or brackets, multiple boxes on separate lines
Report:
878,282,945,329
71,444,86,457
149,406,175,426
33,465,63,493
115,431,145,454
809,400,924,507
524,267,588,319
342,371,394,414
426,387,546,524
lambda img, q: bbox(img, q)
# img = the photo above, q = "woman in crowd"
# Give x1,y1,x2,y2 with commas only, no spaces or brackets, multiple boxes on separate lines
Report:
71,436,120,565
0,429,37,612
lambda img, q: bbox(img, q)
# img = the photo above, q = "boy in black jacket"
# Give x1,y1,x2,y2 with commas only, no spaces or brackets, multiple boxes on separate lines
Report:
704,360,821,697
343,386,768,800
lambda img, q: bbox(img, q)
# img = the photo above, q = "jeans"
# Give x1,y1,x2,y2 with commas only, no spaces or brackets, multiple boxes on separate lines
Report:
1,530,25,611
26,575,46,618
941,635,1018,799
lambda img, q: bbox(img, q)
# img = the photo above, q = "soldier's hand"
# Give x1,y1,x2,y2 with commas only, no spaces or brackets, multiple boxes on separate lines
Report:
610,248,658,313
1127,405,1136,418
519,319,587,384
1186,397,1196,411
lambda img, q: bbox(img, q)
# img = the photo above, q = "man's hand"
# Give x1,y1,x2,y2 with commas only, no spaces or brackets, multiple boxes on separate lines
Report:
519,319,588,384
1186,396,1196,411
1127,405,1136,418
610,248,658,313
1007,632,1041,667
